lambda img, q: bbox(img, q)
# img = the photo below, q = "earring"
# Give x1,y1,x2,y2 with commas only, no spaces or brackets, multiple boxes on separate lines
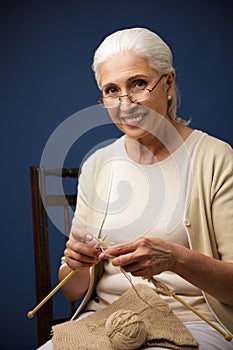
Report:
167,95,172,101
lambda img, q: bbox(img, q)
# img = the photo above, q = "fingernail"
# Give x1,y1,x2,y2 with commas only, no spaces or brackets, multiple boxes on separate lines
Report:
86,234,93,242
98,252,105,260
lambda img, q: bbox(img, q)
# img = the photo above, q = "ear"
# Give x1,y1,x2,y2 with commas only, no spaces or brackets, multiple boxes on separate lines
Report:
166,70,176,97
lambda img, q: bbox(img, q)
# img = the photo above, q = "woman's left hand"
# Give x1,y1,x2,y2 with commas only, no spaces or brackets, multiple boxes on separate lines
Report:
101,237,177,277
101,236,233,305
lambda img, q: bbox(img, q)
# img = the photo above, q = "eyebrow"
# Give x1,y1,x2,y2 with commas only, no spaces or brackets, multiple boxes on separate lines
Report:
126,74,149,83
101,74,149,90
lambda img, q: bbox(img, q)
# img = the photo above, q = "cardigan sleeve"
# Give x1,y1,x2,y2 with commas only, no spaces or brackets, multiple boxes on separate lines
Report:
211,141,233,262
186,135,233,261
184,135,233,334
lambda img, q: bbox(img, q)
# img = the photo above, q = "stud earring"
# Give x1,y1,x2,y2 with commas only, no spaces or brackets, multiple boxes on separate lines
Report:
167,95,172,101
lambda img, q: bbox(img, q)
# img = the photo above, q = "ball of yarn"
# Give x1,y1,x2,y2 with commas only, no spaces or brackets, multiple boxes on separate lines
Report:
105,309,147,350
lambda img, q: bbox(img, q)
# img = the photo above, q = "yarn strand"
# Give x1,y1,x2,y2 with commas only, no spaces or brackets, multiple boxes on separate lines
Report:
120,268,152,308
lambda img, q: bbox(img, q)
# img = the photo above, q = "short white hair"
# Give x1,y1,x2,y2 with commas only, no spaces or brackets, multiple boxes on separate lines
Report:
92,27,188,124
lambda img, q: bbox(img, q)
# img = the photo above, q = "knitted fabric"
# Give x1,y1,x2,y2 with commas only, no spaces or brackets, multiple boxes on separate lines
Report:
52,284,198,350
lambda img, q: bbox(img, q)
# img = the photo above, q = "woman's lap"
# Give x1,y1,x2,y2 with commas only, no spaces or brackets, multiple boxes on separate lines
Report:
37,339,53,350
183,321,233,350
144,321,233,350
37,321,233,350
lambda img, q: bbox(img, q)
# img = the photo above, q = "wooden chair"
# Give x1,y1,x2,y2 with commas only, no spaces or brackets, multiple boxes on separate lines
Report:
30,166,79,347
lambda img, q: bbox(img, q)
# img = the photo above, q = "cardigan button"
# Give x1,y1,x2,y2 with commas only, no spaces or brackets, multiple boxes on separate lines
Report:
183,219,191,227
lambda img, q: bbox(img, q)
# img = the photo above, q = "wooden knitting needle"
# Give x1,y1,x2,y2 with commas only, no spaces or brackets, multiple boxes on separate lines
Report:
27,269,77,318
172,293,232,342
27,236,108,318
147,277,232,342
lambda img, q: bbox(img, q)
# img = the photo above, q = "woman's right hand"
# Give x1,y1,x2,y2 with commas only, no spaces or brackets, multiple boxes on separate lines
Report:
64,226,100,270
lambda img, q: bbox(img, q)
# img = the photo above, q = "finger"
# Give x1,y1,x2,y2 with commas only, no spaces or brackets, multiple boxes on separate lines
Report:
104,241,135,257
130,268,149,277
122,260,151,275
65,255,94,270
65,246,98,267
111,252,139,268
67,251,97,265
70,226,94,245
66,240,99,261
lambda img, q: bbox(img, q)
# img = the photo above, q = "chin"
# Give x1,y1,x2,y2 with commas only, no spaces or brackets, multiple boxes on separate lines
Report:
122,126,150,140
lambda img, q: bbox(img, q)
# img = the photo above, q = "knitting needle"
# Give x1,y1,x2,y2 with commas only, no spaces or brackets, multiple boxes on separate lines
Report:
147,277,232,342
27,236,108,318
172,293,232,342
27,269,77,318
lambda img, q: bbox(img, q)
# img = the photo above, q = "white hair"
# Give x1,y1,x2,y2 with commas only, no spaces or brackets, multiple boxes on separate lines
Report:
92,27,188,124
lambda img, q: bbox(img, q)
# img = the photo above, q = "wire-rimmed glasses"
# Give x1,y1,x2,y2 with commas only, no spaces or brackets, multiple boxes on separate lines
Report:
97,74,167,108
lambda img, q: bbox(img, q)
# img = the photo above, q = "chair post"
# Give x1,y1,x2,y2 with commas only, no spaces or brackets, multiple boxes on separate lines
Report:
63,202,76,315
30,166,53,346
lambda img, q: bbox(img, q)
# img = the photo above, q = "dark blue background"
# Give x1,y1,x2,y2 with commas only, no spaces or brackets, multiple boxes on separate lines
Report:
1,1,232,349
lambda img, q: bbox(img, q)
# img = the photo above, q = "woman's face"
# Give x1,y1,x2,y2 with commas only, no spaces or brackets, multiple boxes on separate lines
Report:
98,51,175,142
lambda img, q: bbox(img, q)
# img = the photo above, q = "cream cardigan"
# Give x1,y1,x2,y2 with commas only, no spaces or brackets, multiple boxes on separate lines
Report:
71,133,233,335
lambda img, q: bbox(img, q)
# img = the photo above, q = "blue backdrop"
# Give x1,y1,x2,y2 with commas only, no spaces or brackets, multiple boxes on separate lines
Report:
1,1,232,349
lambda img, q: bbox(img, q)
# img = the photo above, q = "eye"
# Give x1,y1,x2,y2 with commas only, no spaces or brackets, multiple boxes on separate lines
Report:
104,86,119,96
132,79,148,91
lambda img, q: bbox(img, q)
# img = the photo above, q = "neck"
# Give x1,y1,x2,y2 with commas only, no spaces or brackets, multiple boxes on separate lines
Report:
125,119,193,164
125,136,168,164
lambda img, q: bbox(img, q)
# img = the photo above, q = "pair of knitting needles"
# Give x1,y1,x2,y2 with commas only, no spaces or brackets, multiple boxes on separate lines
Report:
27,236,232,342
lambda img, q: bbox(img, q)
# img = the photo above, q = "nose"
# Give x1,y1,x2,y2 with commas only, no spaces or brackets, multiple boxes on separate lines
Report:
119,94,137,112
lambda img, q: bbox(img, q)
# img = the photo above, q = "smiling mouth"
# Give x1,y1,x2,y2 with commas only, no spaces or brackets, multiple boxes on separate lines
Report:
121,114,145,125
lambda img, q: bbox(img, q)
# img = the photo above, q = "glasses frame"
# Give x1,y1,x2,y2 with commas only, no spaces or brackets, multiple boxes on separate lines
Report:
97,74,167,108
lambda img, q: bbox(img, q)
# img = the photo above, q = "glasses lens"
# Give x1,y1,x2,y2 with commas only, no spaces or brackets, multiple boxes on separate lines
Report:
97,89,151,108
98,96,119,108
130,89,150,103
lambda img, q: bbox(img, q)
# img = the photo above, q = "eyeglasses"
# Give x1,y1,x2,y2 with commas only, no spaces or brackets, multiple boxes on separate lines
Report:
97,74,167,108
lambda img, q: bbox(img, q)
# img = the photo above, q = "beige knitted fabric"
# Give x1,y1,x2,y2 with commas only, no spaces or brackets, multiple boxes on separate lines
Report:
52,284,199,350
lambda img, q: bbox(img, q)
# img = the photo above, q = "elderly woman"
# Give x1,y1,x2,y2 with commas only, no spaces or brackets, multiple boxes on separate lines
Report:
38,27,233,350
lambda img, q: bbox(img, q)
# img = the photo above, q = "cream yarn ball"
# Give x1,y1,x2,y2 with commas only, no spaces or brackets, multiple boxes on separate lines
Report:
105,309,147,349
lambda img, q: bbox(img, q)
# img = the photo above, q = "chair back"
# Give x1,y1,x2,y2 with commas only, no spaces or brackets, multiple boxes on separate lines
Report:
30,166,79,346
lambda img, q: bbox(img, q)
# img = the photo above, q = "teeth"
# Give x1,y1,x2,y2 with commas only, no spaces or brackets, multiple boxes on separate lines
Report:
125,115,143,123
